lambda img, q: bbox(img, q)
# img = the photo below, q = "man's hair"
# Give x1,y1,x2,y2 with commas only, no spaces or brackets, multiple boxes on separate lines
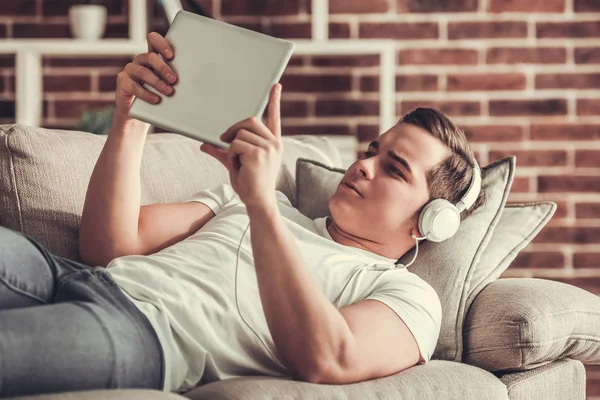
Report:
399,107,486,221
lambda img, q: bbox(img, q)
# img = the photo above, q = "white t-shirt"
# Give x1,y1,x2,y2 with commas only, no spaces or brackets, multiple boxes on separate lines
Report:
105,184,442,393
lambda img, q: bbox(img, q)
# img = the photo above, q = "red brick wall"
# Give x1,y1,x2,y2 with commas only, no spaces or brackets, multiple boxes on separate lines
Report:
1,0,599,395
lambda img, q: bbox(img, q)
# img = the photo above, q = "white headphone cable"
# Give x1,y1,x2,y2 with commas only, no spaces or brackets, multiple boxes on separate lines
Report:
234,220,286,369
397,228,428,269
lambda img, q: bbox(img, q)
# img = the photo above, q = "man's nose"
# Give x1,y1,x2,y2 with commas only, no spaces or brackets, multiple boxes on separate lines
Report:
356,159,374,180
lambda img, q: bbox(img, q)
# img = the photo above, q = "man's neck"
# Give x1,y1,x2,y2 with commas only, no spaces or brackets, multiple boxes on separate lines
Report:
326,217,410,260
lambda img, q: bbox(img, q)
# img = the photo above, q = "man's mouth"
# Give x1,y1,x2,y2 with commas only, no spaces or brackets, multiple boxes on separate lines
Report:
342,181,363,197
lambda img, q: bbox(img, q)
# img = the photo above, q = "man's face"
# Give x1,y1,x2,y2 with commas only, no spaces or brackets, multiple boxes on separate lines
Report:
329,122,452,241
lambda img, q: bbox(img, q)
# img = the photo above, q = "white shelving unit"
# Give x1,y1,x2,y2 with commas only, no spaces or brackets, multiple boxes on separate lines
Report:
0,0,398,167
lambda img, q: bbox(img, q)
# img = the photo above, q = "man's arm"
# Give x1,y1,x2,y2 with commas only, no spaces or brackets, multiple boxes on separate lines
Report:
246,204,422,384
201,84,422,383
79,32,177,265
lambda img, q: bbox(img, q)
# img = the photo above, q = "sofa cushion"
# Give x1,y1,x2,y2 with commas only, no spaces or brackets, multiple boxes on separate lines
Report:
11,389,186,400
0,124,340,262
294,157,516,362
464,277,600,371
12,389,185,400
183,360,508,400
496,358,586,400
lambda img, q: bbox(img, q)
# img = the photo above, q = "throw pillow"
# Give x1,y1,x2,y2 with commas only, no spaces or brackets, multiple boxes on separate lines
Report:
295,156,518,362
464,202,556,311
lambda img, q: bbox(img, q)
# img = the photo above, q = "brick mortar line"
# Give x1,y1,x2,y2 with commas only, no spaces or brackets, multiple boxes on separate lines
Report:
389,0,397,14
565,0,575,16
567,45,575,64
474,143,488,164
327,13,600,22
42,69,124,75
564,247,574,270
509,196,600,204
503,269,597,278
522,123,531,141
533,269,600,278
90,71,98,93
439,75,447,91
220,15,312,23
567,94,577,122
567,148,576,169
526,18,535,45
298,0,308,16
438,17,448,41
349,16,358,39
527,243,600,252
501,269,583,278
554,220,600,228
280,120,600,131
213,0,221,20
391,91,600,99
293,65,600,74
568,201,577,222
511,167,600,175
35,67,600,76
41,67,128,74
529,175,537,195
126,90,595,101
525,66,535,92
4,13,600,25
481,143,600,150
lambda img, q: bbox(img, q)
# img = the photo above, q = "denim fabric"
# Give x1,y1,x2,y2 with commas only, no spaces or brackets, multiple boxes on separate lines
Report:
0,225,165,397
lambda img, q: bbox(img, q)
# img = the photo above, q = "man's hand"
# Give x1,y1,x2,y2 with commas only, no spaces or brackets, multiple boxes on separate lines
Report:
115,32,178,114
200,83,283,210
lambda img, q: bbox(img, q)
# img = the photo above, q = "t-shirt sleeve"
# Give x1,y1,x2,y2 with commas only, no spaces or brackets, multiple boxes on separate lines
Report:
366,272,442,364
182,183,239,214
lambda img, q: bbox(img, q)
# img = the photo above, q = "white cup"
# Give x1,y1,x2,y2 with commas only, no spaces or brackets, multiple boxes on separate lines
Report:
69,5,107,40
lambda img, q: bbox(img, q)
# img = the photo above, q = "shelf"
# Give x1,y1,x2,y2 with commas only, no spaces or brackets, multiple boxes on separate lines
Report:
0,39,394,56
0,39,146,55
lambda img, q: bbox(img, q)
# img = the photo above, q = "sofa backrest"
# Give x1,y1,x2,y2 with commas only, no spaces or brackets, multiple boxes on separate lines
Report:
0,124,342,262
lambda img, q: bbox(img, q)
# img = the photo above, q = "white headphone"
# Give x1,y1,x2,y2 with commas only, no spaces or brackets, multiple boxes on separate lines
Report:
417,157,482,243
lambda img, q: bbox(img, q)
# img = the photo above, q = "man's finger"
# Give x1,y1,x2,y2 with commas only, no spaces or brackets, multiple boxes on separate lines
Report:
220,118,272,144
266,83,281,138
200,143,229,169
147,32,174,60
227,139,254,171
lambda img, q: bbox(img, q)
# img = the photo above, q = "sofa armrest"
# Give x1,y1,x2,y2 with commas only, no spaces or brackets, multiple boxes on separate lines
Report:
462,277,600,372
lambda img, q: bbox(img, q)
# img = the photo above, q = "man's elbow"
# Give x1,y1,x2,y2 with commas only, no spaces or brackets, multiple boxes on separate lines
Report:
78,242,136,268
293,353,349,384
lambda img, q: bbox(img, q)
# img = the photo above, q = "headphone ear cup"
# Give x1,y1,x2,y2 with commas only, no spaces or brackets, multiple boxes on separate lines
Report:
418,199,461,242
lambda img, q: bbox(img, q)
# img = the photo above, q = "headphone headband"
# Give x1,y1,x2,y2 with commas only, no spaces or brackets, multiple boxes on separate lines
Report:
455,157,482,213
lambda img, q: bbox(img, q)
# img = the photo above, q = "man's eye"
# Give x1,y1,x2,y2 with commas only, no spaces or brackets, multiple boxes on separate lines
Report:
389,165,405,179
363,151,374,158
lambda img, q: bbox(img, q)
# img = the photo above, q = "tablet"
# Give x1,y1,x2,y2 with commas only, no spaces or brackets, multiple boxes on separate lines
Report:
129,10,295,149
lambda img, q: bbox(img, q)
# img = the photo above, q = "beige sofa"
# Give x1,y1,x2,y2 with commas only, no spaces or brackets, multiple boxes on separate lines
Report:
1,124,598,400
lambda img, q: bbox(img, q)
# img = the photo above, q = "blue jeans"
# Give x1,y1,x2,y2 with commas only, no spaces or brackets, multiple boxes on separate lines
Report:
0,225,165,397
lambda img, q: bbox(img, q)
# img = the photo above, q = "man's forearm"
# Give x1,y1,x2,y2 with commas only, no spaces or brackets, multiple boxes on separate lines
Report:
79,110,150,266
246,203,354,381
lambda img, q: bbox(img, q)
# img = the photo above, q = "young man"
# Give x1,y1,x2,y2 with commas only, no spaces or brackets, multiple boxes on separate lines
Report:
0,32,484,397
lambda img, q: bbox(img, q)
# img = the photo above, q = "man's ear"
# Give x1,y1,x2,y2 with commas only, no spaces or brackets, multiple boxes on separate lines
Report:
410,208,424,238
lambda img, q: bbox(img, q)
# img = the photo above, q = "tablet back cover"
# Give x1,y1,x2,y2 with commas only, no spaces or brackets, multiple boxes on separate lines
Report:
129,11,294,148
